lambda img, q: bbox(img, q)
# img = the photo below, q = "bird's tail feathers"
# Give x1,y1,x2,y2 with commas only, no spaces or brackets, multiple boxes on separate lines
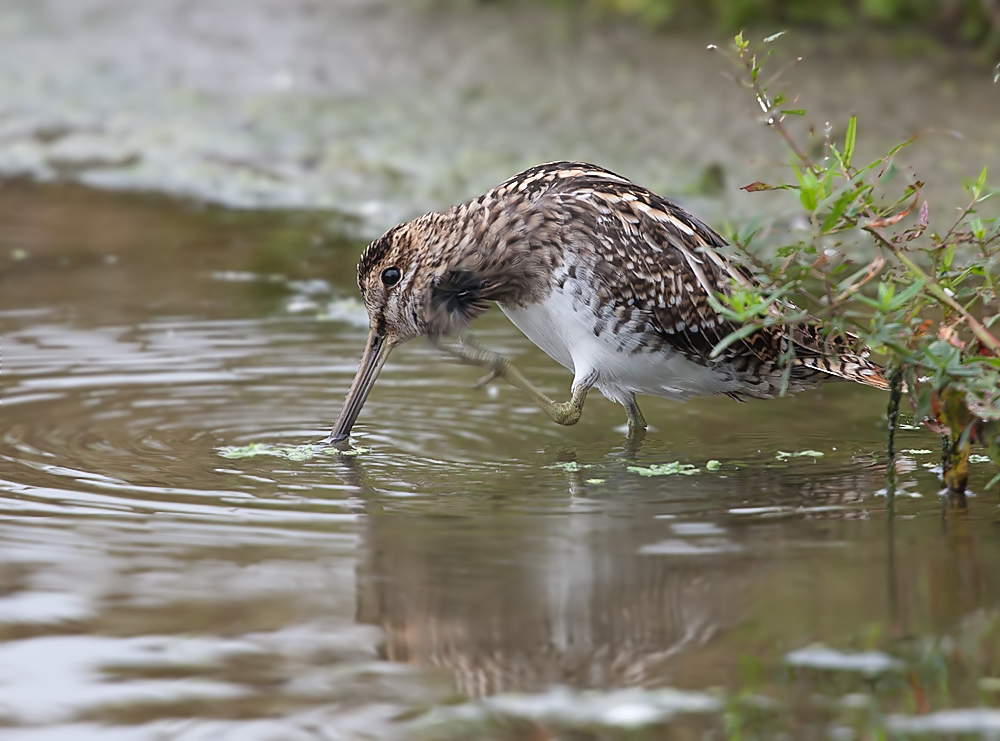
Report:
797,353,890,390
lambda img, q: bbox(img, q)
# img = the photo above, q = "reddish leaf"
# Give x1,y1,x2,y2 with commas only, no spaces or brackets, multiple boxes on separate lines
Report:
865,187,921,228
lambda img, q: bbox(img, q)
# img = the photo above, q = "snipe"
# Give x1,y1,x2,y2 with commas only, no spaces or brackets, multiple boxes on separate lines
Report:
328,162,887,442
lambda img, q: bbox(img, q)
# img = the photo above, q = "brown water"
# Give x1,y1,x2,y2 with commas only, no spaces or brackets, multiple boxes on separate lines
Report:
2,184,1000,740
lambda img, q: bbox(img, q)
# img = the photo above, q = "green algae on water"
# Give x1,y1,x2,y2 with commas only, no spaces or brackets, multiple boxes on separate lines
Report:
627,459,724,477
774,450,824,460
217,443,370,460
546,461,583,472
628,461,701,477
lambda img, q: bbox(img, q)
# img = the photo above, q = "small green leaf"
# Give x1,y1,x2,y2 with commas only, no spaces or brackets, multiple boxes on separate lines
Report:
821,186,859,232
780,109,805,115
942,244,956,271
793,165,821,211
973,165,988,198
885,135,918,159
844,115,857,168
886,279,924,311
821,162,838,200
763,31,786,43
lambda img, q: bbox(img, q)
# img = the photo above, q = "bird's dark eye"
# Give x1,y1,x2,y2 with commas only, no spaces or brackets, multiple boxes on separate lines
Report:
381,267,401,287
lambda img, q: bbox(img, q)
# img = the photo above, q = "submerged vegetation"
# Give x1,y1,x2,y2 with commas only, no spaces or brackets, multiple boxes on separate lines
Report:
709,32,1000,497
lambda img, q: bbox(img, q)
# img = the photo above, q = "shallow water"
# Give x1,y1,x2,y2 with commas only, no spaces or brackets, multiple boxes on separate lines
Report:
2,184,1000,739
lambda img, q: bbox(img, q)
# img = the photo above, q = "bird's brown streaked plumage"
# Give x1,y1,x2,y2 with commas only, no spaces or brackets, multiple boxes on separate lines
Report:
328,161,887,442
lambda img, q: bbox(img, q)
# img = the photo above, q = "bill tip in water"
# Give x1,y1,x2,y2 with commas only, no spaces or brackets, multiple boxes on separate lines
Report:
324,430,351,445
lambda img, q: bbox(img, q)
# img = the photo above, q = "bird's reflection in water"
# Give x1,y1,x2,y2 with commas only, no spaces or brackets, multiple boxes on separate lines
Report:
355,507,754,697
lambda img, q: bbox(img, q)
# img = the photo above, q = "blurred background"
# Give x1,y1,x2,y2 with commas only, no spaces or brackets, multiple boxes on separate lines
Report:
1,2,1000,740
1,0,998,231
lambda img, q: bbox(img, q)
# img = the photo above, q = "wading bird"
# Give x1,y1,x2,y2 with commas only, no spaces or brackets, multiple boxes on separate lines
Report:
328,162,887,442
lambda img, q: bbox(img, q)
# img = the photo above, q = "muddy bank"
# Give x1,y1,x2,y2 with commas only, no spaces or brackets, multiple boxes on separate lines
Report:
0,0,997,236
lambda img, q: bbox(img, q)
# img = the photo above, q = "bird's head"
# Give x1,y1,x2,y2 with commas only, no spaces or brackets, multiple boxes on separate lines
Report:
328,215,489,442
357,222,429,346
327,222,428,443
327,202,547,443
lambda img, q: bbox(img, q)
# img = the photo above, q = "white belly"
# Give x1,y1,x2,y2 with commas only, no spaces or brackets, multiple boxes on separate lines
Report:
499,290,737,404
499,293,579,373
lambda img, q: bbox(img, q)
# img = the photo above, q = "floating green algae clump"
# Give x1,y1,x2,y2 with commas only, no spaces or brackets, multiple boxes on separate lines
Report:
628,461,701,477
217,443,370,460
775,450,825,460
627,459,724,477
546,461,583,472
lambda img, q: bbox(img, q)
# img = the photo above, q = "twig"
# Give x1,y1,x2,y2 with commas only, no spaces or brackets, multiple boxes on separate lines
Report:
742,56,815,170
832,256,886,303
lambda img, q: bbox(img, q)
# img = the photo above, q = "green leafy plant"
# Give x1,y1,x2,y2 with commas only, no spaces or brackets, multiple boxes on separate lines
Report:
712,31,1000,496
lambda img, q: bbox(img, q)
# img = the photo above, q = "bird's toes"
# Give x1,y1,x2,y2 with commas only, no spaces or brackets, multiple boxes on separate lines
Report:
474,370,500,389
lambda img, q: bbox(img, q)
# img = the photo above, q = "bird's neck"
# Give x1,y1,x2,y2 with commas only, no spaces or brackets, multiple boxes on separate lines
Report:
418,199,559,333
438,198,558,305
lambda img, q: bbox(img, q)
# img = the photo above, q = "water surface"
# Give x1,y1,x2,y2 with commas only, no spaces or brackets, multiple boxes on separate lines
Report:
2,184,1000,739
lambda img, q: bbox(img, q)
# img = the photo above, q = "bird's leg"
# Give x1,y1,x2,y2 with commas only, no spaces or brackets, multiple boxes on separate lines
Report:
623,393,647,439
437,332,594,426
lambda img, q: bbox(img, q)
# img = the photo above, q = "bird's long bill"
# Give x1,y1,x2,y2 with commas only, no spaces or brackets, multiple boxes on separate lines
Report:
326,330,394,443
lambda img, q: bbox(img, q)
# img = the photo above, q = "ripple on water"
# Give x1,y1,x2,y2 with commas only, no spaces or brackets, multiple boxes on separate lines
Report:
0,289,962,531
